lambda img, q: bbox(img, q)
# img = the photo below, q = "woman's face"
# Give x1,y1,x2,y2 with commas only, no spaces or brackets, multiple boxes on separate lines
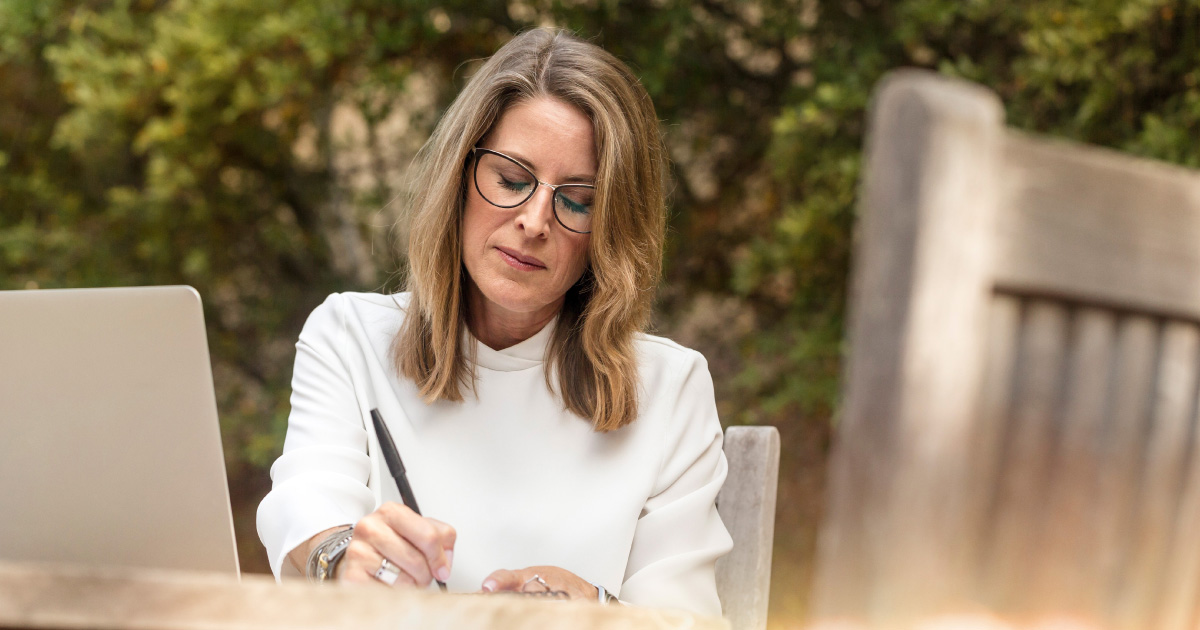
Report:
462,96,595,326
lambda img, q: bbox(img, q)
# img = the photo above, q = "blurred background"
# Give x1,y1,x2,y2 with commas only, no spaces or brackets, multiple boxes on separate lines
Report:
3,0,1198,627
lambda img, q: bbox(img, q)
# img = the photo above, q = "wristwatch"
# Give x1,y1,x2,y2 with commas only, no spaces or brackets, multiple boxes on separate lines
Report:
306,526,354,583
595,582,619,605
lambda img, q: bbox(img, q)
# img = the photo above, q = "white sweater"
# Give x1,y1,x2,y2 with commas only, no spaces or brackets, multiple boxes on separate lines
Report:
256,292,732,615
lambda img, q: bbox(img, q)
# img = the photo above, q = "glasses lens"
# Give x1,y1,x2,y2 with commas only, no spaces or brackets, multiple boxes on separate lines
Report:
554,185,594,233
475,151,536,208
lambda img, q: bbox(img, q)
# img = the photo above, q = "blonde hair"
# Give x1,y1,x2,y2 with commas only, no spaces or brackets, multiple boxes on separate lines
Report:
394,28,666,432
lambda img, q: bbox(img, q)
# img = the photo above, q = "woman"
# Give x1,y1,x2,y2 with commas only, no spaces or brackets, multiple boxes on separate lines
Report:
257,27,732,616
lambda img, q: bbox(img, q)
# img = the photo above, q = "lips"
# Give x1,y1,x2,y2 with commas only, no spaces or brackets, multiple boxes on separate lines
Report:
495,246,546,270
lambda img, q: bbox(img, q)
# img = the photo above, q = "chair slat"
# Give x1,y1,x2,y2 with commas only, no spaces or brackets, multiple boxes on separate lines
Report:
1027,307,1115,615
1114,322,1200,628
963,294,1022,586
1158,373,1200,629
983,300,1069,611
716,425,780,630
1093,316,1160,618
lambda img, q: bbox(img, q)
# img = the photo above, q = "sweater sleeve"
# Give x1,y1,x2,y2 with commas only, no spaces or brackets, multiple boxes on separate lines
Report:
620,350,734,616
256,293,375,579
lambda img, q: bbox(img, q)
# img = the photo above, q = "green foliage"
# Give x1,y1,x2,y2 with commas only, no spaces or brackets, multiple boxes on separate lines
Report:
4,0,1200,595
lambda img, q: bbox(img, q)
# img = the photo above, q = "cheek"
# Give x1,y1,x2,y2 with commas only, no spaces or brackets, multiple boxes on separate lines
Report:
564,237,591,280
461,195,497,256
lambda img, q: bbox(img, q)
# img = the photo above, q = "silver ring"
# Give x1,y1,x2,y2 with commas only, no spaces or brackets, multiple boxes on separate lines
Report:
375,557,401,586
522,574,551,592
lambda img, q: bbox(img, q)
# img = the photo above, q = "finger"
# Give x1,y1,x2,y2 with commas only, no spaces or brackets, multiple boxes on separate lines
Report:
482,568,522,592
358,507,435,586
423,517,457,580
378,503,453,584
425,517,458,560
338,537,416,588
502,566,596,601
337,538,384,585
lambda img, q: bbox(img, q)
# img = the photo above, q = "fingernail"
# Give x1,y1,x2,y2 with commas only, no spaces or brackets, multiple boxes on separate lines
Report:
482,579,497,592
437,566,450,582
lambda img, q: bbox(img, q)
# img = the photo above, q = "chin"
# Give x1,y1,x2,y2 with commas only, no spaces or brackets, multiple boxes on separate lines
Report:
477,279,558,315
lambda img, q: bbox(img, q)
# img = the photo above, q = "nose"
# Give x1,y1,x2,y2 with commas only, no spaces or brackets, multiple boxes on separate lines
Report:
514,184,555,238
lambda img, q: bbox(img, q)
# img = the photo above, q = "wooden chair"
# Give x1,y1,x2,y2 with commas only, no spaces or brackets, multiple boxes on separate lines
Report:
812,69,1200,629
716,425,781,630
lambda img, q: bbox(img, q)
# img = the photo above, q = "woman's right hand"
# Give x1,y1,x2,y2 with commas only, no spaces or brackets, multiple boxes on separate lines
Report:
336,502,456,588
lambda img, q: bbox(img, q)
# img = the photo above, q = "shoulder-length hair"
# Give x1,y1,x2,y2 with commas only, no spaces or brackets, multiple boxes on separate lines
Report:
393,28,666,433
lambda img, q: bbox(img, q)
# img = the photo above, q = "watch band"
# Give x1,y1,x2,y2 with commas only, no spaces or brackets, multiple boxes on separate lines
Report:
594,582,619,605
306,526,354,583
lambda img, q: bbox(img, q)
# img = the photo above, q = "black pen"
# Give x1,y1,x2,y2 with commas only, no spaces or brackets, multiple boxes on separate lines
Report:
370,408,448,591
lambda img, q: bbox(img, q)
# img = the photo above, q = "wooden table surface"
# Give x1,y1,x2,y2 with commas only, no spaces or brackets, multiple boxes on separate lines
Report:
0,562,728,630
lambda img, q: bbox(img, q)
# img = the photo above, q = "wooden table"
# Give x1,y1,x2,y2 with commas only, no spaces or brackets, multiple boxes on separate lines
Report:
0,562,727,630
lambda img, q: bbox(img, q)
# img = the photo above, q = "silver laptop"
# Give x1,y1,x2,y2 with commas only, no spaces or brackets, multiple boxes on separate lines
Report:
0,286,239,575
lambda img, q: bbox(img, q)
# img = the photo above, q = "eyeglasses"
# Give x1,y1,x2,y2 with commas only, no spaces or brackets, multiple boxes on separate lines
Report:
470,147,594,234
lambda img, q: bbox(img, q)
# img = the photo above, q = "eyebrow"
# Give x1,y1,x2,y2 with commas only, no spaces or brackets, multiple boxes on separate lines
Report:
497,149,596,185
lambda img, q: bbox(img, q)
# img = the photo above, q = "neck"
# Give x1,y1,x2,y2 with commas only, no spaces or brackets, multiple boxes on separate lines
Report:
466,282,561,351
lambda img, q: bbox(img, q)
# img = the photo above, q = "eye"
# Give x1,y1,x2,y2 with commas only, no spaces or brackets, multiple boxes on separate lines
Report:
483,158,534,191
557,194,591,215
557,187,593,215
499,176,532,193
491,165,534,193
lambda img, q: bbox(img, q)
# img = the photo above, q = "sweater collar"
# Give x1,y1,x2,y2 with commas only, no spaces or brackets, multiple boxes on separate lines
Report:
468,317,556,372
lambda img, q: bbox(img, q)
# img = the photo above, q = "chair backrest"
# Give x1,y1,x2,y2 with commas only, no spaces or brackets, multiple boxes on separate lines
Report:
716,425,781,630
813,69,1200,629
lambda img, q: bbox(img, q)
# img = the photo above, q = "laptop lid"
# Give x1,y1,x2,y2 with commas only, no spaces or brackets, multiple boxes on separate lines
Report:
0,286,239,575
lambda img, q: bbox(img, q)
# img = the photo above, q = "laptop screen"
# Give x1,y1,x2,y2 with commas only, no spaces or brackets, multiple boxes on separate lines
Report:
0,286,239,575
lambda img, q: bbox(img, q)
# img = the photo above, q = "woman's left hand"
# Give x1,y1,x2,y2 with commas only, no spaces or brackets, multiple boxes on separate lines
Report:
481,565,599,601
